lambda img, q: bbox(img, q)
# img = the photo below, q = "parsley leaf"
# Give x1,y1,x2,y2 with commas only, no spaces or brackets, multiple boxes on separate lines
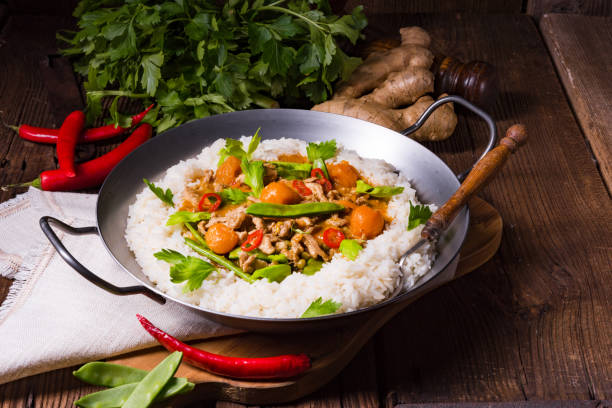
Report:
300,297,342,318
166,211,211,226
241,159,265,197
306,140,337,162
143,178,174,206
154,249,216,292
219,188,249,204
355,180,404,198
251,264,291,283
217,129,261,166
339,239,362,260
407,202,433,231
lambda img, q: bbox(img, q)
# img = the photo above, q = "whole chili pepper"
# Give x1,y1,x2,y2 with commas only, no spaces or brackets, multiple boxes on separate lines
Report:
241,229,263,252
3,124,152,192
10,104,154,145
57,110,85,177
198,192,222,212
136,314,311,380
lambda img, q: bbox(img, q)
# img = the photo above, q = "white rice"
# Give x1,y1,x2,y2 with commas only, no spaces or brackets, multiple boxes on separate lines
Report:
125,137,435,318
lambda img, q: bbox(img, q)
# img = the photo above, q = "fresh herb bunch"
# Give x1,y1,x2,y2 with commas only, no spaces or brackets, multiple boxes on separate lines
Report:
58,0,367,132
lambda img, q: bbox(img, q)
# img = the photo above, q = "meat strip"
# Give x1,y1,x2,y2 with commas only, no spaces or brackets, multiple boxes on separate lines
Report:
302,234,330,261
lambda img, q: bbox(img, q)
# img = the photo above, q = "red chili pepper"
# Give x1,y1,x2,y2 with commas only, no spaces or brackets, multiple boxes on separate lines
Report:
57,110,86,177
11,104,154,145
322,228,345,249
292,180,312,196
241,229,263,252
311,168,332,192
136,314,310,379
4,124,152,192
198,193,222,212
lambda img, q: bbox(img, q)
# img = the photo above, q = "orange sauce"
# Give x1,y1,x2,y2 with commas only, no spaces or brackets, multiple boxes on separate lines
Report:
277,154,307,163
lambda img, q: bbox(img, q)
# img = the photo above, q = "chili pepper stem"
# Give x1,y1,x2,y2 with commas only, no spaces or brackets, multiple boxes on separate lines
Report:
6,125,19,133
1,177,41,191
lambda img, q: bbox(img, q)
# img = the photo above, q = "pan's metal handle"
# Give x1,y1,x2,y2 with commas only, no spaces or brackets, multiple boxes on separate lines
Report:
401,95,497,181
39,216,166,304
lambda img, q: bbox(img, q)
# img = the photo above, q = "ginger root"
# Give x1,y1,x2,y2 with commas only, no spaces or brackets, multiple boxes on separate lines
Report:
313,94,456,142
312,26,457,142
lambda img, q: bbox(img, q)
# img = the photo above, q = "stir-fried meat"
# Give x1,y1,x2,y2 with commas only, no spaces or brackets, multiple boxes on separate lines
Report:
326,189,340,200
296,217,314,228
356,194,369,205
236,230,248,242
238,251,257,273
271,220,293,238
284,234,304,264
197,220,207,236
326,214,348,228
178,189,200,212
302,233,330,261
251,216,265,230
263,163,278,184
206,206,246,229
275,240,288,252
259,234,276,255
233,173,245,186
304,182,327,202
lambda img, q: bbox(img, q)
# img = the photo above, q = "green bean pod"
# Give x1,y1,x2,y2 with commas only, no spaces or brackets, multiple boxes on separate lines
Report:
184,238,255,283
122,351,183,408
228,247,288,263
270,161,312,180
74,378,194,408
251,264,292,283
246,202,344,218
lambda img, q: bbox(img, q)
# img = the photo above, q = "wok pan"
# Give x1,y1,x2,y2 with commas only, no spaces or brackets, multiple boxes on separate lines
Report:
40,96,500,332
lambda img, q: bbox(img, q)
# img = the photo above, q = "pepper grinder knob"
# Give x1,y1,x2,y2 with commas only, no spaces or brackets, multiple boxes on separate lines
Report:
433,56,499,109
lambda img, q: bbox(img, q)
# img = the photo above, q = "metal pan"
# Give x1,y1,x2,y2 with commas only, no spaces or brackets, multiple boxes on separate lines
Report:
40,96,496,332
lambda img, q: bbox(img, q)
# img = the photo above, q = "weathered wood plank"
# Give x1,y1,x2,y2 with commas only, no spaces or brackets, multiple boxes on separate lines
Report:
540,14,612,193
364,12,612,404
342,0,521,14
527,0,611,19
398,402,612,407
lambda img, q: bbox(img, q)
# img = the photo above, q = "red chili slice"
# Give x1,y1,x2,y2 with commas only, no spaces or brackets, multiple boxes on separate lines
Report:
292,180,312,196
322,228,345,249
310,168,332,192
198,193,222,212
242,229,263,252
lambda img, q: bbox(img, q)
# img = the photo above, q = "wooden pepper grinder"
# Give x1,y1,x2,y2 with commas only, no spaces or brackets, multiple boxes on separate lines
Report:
433,56,499,109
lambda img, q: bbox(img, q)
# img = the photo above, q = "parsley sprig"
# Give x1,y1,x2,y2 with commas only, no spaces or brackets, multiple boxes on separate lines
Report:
300,297,342,318
154,249,216,292
143,178,174,206
59,1,367,132
407,202,433,231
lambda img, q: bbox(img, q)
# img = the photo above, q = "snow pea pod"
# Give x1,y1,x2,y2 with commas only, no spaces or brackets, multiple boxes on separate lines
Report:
122,351,183,408
251,264,292,283
246,202,344,218
73,362,190,389
270,161,312,180
74,378,194,408
228,247,288,263
184,237,255,283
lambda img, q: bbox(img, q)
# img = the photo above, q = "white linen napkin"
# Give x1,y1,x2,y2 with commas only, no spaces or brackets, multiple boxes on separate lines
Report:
0,188,240,384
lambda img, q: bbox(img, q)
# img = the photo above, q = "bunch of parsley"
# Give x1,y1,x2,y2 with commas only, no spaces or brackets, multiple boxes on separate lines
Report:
58,0,367,132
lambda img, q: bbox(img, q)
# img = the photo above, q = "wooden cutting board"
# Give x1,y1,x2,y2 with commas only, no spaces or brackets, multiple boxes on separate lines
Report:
109,197,502,405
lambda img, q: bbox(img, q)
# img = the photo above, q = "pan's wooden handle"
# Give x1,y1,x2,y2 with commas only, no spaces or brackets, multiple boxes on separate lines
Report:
421,124,527,241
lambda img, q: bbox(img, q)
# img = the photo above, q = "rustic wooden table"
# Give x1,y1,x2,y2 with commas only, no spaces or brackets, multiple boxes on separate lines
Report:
1,5,611,408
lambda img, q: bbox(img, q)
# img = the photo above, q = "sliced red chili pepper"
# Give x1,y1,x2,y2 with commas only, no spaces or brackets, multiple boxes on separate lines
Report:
310,168,332,192
292,180,312,196
322,227,345,249
137,314,310,379
241,229,263,252
198,193,222,212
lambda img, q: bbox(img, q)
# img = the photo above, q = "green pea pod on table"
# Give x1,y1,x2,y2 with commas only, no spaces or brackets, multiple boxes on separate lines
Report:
74,379,194,408
122,351,183,408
